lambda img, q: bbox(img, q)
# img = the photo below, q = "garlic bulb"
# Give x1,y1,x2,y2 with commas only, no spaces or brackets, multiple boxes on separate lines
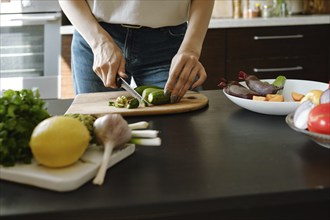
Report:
92,114,132,185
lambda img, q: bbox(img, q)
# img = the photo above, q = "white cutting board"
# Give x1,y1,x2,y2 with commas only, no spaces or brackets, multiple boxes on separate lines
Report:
0,144,135,192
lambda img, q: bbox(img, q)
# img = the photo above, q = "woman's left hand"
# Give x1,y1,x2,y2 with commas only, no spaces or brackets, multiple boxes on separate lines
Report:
165,51,206,103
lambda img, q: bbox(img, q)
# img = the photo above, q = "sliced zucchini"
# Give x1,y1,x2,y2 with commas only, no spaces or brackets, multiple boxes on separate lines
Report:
135,85,163,95
148,90,170,105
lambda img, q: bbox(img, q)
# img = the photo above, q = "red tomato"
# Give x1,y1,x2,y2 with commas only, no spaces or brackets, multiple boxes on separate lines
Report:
307,103,330,135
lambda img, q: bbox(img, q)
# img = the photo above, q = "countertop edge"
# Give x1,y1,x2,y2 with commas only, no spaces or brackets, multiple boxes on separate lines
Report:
61,15,330,35
209,15,330,29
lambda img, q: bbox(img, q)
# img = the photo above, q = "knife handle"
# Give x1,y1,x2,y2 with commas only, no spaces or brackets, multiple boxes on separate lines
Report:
116,76,122,88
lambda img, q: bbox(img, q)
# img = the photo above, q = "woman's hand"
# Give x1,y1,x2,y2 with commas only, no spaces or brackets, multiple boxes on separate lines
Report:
164,0,214,103
59,0,127,89
165,51,206,103
92,39,126,88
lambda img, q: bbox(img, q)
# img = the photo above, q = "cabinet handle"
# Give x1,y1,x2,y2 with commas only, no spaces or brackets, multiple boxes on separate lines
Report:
253,66,303,73
253,34,304,40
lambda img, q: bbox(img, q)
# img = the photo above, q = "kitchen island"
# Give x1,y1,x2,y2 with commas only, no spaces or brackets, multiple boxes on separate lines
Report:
1,90,329,220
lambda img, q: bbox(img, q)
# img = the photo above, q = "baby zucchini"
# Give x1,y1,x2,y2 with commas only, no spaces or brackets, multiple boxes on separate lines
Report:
135,85,162,95
142,88,163,100
147,90,170,105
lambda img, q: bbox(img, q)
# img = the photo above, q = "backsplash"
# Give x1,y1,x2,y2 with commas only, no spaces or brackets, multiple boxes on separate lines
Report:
303,0,330,14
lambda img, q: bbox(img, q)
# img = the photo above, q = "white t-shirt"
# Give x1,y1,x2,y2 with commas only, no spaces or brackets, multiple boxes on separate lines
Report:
87,0,191,28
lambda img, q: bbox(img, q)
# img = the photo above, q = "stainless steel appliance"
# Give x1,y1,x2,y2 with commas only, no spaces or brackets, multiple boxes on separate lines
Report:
0,0,62,99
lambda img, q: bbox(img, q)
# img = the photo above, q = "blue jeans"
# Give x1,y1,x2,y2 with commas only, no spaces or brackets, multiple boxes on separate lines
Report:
71,22,187,94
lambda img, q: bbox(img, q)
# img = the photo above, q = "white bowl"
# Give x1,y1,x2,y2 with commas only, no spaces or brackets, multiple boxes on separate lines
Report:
223,79,328,115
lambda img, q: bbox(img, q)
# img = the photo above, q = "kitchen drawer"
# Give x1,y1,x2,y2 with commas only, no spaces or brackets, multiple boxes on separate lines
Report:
227,25,330,59
226,55,329,82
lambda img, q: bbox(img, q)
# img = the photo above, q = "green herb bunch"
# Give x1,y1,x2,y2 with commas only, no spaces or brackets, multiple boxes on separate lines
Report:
0,89,50,166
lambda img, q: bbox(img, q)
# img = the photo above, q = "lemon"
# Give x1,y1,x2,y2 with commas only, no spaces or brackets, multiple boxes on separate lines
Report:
29,116,91,168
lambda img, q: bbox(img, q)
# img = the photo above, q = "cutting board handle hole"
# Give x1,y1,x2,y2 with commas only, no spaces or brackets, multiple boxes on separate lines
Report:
186,96,197,99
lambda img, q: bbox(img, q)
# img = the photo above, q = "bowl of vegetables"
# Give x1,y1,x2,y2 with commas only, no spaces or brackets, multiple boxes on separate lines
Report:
286,86,330,149
220,71,329,115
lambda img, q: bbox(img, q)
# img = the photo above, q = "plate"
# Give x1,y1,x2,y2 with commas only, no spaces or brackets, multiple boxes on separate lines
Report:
286,113,330,149
223,79,328,115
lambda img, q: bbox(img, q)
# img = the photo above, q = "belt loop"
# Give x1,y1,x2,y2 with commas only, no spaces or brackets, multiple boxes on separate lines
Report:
121,24,142,29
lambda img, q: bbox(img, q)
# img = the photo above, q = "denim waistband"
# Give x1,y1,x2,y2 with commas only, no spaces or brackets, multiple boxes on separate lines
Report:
100,22,187,30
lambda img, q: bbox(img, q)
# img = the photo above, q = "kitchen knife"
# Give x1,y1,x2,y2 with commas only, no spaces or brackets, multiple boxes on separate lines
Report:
116,76,152,106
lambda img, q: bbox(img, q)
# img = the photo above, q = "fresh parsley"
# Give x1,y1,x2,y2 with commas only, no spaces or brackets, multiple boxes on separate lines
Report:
0,89,50,166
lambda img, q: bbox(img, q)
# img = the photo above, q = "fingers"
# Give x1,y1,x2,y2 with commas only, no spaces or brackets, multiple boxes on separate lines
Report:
117,57,127,78
94,63,117,88
177,64,202,100
165,54,207,103
165,55,190,100
191,65,207,89
93,43,125,89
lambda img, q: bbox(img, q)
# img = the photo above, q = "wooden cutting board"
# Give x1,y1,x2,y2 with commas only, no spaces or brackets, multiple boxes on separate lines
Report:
65,90,209,116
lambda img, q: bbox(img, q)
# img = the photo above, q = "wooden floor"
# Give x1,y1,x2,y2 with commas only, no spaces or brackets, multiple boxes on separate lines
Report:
60,56,75,99
60,35,75,99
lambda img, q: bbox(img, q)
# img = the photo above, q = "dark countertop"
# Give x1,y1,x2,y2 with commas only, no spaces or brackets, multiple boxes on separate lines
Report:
1,90,329,220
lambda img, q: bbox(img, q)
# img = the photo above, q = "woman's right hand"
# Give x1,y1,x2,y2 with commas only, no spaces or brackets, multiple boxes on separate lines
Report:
59,0,127,88
92,38,126,88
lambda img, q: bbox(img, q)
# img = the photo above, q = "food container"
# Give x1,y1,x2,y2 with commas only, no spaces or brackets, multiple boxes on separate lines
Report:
233,0,243,18
262,4,274,17
287,0,304,14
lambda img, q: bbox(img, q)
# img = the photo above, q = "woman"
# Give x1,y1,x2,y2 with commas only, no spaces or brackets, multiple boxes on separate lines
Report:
59,0,214,103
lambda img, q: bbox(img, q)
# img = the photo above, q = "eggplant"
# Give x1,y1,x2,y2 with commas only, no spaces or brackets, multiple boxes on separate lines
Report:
238,71,284,96
218,78,258,99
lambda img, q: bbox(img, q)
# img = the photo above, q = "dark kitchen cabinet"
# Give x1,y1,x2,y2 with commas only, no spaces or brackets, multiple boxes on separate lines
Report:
199,29,226,90
200,24,330,90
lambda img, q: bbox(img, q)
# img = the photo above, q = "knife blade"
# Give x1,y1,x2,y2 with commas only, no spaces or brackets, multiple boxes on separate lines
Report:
116,76,152,106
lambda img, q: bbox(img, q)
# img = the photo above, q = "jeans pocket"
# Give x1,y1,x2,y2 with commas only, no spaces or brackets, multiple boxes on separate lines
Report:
167,23,187,37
